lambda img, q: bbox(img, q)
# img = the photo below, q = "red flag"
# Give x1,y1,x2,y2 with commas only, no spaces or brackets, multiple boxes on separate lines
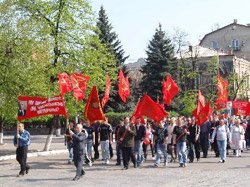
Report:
162,75,179,106
71,72,91,101
217,74,228,103
197,102,211,126
135,94,168,122
196,90,205,115
156,96,165,110
18,95,68,121
118,70,130,103
58,73,72,95
84,86,106,123
101,76,111,108
131,99,146,124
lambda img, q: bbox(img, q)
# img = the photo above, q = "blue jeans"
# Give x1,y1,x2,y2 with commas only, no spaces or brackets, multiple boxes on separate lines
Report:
101,140,110,162
67,142,73,161
177,142,187,164
134,140,143,165
86,139,93,155
155,143,168,165
217,140,227,161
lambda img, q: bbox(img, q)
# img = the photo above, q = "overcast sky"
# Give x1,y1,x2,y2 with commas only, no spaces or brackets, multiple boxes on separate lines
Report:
91,0,250,63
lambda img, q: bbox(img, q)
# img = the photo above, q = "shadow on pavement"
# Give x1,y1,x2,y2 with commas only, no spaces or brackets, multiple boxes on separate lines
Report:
23,177,72,182
228,165,250,169
0,174,18,178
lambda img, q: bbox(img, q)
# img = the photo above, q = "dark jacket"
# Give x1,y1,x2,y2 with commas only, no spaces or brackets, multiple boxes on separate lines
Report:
119,125,136,147
72,132,87,156
187,124,200,143
135,124,146,141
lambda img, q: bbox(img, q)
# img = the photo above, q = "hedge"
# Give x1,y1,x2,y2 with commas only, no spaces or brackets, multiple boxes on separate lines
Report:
105,112,133,127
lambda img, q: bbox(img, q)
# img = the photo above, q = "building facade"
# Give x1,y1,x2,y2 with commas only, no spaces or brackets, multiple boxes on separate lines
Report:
200,19,250,61
176,45,250,100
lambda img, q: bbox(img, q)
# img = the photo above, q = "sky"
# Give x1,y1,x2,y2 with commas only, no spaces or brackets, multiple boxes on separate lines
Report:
90,0,250,63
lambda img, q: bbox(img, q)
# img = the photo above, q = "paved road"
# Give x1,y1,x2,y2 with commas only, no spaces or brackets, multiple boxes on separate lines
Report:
0,149,250,187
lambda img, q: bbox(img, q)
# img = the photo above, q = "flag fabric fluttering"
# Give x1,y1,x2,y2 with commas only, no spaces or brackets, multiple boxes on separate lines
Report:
162,75,179,106
58,73,72,95
216,74,228,109
134,94,168,122
101,76,111,108
84,86,106,123
131,99,145,124
118,70,130,103
196,102,212,126
196,90,205,115
71,72,91,101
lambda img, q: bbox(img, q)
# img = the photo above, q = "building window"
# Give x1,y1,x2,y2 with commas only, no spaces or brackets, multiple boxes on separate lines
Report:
232,39,240,51
211,41,218,49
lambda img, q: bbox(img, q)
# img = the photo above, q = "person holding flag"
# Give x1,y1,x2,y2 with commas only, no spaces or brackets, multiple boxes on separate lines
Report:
134,117,146,167
13,123,31,177
64,121,75,164
70,124,88,181
187,117,201,163
153,120,168,167
119,117,137,170
173,117,189,167
115,118,124,166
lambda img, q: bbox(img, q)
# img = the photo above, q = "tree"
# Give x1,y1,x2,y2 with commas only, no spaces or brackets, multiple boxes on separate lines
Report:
0,1,51,144
0,0,116,149
96,6,132,112
140,24,176,101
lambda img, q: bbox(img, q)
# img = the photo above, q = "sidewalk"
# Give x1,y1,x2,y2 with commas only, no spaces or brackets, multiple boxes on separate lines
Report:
0,135,67,160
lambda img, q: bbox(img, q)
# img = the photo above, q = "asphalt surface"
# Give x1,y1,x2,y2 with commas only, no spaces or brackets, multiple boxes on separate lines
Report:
1,148,250,187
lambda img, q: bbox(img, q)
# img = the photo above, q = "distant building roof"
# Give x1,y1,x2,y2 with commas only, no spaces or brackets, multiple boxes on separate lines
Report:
175,45,228,59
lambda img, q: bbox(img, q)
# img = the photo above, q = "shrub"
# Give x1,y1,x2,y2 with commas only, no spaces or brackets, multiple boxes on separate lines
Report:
105,112,133,127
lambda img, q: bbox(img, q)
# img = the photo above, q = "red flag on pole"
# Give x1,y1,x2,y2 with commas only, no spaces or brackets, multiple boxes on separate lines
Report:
84,86,106,123
58,73,72,95
135,94,168,122
196,90,205,116
118,70,130,103
71,72,91,101
101,76,111,108
131,99,146,124
196,102,212,126
162,75,179,106
217,74,228,103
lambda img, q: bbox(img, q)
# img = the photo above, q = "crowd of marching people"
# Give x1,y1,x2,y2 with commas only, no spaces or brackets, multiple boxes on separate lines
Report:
62,114,250,180
13,114,250,180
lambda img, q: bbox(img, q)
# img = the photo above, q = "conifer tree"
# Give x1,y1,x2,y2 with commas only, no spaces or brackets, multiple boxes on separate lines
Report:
97,6,132,112
140,24,176,101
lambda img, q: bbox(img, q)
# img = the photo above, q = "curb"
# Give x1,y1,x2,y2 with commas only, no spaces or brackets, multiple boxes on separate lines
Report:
0,149,68,161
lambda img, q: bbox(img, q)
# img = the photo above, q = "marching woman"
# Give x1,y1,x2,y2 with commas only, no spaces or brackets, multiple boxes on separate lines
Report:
143,121,154,160
167,117,177,162
230,119,245,157
211,119,230,163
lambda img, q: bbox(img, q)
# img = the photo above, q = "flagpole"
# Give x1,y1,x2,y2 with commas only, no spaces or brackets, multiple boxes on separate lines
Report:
16,121,20,147
175,123,192,143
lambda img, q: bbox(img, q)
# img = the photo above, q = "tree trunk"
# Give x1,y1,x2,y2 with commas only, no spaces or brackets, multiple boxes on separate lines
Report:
43,115,59,151
0,119,4,145
55,117,61,137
